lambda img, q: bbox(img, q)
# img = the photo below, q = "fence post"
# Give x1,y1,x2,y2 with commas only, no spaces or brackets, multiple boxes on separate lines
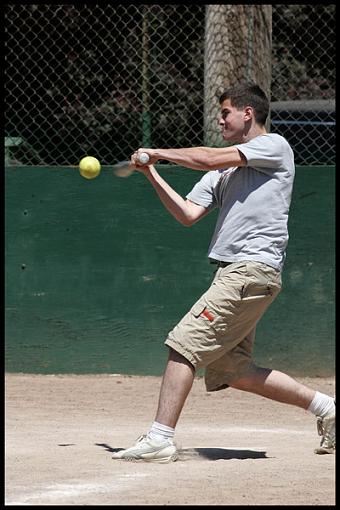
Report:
142,6,151,147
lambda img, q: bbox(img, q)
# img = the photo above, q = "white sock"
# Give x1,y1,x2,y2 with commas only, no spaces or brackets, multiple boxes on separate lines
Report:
148,421,175,442
307,391,335,417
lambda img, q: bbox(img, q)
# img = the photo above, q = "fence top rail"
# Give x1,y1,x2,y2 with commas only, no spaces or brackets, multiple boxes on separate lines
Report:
271,100,335,113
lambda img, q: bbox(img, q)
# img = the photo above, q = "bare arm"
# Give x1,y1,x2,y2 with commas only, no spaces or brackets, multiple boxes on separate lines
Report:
139,165,210,227
132,146,246,171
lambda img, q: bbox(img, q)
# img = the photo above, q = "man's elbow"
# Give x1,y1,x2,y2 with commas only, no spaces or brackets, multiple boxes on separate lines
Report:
180,214,197,227
181,202,207,227
181,219,194,227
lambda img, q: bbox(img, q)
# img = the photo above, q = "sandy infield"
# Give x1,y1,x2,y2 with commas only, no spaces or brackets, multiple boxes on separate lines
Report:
5,373,335,506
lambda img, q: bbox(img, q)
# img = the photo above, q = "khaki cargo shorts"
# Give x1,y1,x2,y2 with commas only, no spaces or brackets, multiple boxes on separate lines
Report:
165,261,282,392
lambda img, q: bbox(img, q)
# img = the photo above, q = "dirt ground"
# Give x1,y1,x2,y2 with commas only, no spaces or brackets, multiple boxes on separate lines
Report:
5,373,335,506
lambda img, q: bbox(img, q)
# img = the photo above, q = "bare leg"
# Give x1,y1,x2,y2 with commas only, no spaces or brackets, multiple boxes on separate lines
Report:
154,348,195,428
230,367,316,409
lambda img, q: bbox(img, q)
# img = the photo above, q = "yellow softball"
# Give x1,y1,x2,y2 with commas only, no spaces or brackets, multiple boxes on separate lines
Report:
79,156,101,179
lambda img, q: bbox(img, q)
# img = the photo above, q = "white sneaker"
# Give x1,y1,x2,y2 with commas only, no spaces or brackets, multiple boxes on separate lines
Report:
314,407,335,454
112,435,178,463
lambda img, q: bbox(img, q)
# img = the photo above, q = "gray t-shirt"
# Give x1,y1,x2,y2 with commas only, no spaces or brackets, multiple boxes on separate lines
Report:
186,133,295,271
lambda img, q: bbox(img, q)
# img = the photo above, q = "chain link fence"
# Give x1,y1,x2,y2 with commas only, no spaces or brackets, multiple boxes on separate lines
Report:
5,4,335,166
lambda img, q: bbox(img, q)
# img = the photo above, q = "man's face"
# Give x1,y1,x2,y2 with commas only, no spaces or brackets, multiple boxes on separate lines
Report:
219,99,250,142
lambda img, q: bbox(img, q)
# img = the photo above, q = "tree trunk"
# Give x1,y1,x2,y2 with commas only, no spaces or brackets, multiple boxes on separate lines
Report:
204,5,272,145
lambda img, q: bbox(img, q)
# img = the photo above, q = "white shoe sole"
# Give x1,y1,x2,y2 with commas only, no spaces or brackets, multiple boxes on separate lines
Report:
114,452,178,463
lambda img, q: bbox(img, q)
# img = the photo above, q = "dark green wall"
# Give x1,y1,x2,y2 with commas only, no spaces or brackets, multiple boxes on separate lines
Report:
5,165,335,376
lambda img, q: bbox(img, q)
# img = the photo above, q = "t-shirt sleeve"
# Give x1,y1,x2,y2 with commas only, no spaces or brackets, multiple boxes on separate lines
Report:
186,171,218,209
234,134,289,173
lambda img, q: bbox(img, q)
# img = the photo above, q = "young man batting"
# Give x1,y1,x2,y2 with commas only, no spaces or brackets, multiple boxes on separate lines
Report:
112,83,335,462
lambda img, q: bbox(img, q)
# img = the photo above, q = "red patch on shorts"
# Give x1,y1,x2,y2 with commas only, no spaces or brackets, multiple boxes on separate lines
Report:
201,309,214,322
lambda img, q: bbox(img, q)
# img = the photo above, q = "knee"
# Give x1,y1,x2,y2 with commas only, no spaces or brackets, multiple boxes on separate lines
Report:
168,347,195,371
229,377,249,390
228,363,261,390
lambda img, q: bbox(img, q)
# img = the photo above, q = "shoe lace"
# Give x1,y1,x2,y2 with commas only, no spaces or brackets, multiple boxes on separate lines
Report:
135,434,147,444
316,416,324,437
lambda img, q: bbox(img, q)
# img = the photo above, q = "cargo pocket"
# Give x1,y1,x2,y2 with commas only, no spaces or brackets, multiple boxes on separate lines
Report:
191,300,215,322
191,299,230,338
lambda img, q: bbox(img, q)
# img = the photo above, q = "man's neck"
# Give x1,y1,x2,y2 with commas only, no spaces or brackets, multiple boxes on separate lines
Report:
241,124,267,143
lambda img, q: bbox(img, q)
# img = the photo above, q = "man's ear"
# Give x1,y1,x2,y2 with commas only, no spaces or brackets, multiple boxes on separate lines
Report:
244,106,253,121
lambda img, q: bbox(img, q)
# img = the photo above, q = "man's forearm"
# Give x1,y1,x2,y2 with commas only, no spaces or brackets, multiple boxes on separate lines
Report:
146,146,244,170
142,166,195,226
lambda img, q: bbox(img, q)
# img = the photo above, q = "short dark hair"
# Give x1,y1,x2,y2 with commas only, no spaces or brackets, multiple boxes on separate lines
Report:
219,83,269,125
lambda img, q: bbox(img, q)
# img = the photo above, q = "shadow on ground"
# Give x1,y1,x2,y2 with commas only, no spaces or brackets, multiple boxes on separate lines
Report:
179,447,268,460
95,443,268,461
